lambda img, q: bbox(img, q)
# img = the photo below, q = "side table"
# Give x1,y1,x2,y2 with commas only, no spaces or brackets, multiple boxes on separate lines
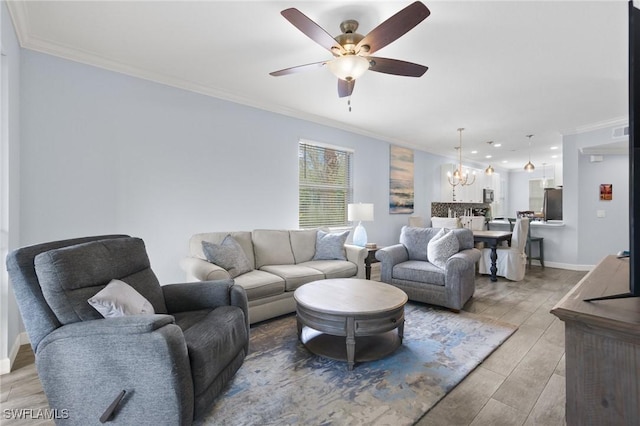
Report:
365,247,380,280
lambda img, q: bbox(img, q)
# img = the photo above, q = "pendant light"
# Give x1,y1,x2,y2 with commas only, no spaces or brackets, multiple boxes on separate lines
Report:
485,141,495,175
524,134,535,172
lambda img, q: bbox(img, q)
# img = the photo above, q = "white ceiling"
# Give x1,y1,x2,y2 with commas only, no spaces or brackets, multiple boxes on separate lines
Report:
7,0,631,170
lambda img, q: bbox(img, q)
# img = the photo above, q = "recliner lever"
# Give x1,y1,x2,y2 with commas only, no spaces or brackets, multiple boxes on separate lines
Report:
100,390,126,423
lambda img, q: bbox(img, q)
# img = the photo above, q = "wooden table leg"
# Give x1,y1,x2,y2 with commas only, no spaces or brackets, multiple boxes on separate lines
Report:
490,243,498,282
346,316,356,370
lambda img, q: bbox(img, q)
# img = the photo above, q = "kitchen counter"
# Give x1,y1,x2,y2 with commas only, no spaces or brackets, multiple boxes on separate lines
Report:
489,220,565,228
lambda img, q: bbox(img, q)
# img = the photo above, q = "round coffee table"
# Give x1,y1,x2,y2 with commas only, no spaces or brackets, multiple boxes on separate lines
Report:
294,278,408,370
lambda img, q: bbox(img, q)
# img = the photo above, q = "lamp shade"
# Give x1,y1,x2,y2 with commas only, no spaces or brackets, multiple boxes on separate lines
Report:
348,203,374,222
327,55,370,81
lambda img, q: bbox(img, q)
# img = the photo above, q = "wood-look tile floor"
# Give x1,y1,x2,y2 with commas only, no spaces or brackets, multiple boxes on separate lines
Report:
1,265,585,425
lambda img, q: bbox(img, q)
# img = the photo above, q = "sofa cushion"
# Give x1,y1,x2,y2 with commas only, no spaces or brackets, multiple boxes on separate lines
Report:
300,260,357,279
399,226,441,261
393,260,446,286
260,265,324,292
87,279,155,318
233,270,285,300
201,235,253,278
253,230,295,269
190,232,255,268
427,228,460,269
313,230,349,260
290,229,318,263
174,306,248,397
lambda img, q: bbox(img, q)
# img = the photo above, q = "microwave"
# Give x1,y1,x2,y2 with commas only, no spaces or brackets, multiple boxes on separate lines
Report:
483,189,494,203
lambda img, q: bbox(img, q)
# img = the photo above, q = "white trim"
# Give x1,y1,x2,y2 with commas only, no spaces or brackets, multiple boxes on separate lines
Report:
562,117,629,136
537,261,594,272
0,331,28,375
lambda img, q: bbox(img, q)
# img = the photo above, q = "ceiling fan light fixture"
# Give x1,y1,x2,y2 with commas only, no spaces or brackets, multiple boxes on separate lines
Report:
327,55,370,81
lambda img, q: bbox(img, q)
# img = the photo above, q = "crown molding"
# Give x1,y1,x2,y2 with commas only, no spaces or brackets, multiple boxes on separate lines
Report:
562,116,629,135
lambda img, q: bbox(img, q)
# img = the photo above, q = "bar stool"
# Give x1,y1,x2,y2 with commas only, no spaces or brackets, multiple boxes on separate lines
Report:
526,227,544,268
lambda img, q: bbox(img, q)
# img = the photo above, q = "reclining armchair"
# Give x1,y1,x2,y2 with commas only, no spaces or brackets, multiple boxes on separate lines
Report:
6,235,249,425
376,226,481,311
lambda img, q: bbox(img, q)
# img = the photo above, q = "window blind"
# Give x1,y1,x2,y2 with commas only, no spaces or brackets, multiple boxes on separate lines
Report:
299,141,353,228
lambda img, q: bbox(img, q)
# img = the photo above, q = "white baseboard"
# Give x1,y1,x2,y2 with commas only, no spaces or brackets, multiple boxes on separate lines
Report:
0,331,30,375
541,261,594,271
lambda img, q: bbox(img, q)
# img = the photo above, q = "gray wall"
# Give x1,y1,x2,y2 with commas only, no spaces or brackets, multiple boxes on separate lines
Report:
564,127,629,266
18,49,456,284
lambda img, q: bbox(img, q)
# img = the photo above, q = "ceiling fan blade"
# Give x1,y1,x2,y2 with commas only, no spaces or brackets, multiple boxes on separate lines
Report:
338,79,355,98
368,57,428,77
281,8,345,55
356,1,430,55
270,61,327,77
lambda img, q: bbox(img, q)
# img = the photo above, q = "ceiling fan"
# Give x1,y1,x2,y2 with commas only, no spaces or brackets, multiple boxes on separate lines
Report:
269,1,430,98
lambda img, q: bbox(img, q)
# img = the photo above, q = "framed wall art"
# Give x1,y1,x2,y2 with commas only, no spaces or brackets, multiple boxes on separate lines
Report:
389,145,414,214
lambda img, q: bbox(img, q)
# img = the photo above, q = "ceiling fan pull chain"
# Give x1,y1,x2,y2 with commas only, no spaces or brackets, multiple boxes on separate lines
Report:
348,97,352,112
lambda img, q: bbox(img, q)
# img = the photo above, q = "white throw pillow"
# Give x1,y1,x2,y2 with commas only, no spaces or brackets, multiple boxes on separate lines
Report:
427,228,460,269
88,279,155,318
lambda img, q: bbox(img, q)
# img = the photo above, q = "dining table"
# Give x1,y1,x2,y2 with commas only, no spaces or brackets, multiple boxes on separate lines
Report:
472,230,513,282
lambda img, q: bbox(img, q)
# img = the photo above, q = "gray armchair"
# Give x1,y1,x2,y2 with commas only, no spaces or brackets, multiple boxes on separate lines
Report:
376,226,480,311
6,235,249,425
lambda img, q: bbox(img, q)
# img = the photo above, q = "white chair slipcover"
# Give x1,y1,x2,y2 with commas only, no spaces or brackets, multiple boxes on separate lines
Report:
478,217,529,281
408,215,426,227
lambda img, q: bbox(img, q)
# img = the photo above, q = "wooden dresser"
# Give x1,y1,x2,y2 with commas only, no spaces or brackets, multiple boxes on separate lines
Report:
551,255,640,426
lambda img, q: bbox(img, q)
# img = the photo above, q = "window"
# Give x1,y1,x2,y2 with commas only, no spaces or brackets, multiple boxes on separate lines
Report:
299,140,353,228
529,178,555,212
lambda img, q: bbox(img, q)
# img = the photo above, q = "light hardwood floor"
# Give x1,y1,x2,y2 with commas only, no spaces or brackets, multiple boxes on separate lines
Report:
1,265,585,425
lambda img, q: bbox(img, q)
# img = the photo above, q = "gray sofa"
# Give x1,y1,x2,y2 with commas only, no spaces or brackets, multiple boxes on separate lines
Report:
376,226,481,311
6,235,249,425
181,229,367,324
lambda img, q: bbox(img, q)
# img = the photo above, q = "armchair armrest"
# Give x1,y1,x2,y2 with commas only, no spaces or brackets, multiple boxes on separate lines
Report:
179,256,231,281
375,244,409,283
445,248,481,273
162,280,250,348
162,279,238,312
39,315,176,345
36,316,193,425
344,244,368,278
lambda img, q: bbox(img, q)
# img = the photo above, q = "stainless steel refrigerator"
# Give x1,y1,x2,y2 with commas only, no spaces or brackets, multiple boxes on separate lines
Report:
543,188,563,221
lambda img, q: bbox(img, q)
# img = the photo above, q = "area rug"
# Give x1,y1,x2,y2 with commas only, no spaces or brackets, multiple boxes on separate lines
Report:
197,303,516,426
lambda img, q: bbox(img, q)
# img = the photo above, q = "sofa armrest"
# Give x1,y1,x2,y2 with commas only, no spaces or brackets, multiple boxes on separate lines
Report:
344,244,368,278
180,256,231,281
36,316,193,425
375,244,409,283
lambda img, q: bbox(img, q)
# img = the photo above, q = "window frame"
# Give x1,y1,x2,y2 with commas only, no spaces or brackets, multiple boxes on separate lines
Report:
298,139,354,229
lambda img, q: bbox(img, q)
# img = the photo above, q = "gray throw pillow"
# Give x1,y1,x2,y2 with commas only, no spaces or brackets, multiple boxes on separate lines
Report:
427,228,460,269
202,235,253,278
313,230,349,260
88,279,155,318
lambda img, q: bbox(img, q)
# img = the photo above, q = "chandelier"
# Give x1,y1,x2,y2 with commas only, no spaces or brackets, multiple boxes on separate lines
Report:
447,128,476,200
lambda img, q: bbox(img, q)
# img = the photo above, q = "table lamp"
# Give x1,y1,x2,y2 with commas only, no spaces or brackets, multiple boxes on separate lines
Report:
348,203,374,247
